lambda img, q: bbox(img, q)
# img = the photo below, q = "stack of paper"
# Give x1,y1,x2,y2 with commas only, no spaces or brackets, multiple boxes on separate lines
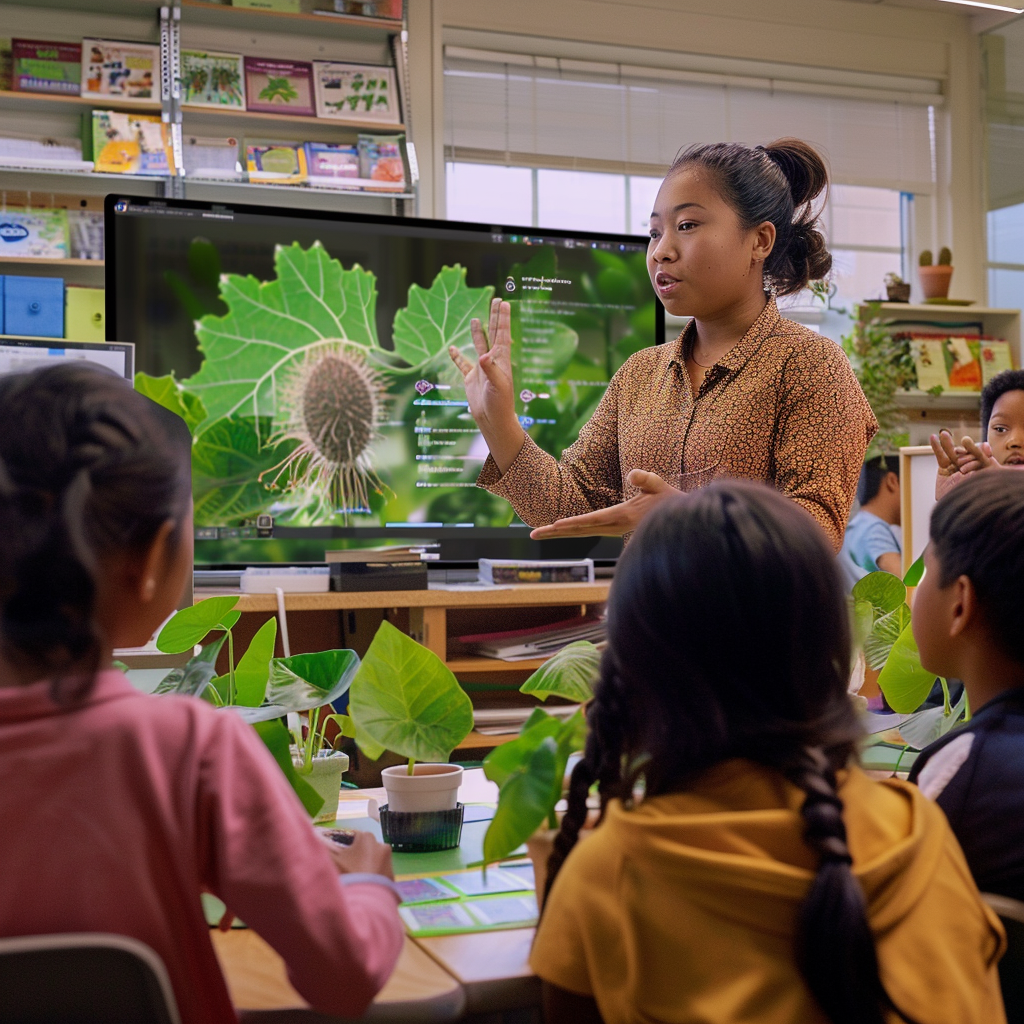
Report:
473,704,581,736
458,614,606,661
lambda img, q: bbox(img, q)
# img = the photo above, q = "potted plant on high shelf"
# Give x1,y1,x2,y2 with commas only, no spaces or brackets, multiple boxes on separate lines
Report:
334,620,475,851
152,596,359,824
918,247,954,301
884,272,911,303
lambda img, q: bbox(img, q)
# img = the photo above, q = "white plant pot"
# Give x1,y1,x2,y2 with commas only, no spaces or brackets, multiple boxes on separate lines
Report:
382,763,463,813
292,751,350,825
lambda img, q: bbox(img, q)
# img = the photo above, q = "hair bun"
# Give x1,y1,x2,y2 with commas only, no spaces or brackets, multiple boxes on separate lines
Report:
763,138,829,210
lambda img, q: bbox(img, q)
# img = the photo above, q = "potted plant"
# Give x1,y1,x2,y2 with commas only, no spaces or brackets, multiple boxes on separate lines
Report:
153,596,359,823
478,641,599,892
852,560,969,774
884,272,911,303
918,248,954,301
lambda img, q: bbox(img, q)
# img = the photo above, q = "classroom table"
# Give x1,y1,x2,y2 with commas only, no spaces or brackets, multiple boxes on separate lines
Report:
212,771,540,1021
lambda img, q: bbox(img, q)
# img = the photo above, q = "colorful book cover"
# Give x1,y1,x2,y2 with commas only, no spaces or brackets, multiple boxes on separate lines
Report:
357,133,405,190
183,135,241,179
232,0,301,11
331,0,403,18
980,340,1014,384
245,139,307,184
305,141,360,185
12,39,81,96
82,39,159,103
0,207,69,259
0,38,12,92
313,62,400,123
943,336,983,392
911,338,950,393
181,50,245,110
244,57,314,116
92,110,174,176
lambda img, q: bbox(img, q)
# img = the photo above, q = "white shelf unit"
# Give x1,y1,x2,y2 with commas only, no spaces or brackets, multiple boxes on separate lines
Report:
857,302,1022,442
0,0,416,235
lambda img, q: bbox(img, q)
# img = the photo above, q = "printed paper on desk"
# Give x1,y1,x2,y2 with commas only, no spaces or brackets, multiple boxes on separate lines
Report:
399,902,475,933
395,878,458,905
465,895,538,928
441,868,533,896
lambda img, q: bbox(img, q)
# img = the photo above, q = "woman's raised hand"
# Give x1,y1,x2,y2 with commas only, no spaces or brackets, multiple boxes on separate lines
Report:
449,298,525,473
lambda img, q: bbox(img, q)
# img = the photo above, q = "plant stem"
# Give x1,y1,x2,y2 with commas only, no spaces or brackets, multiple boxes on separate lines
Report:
939,676,951,716
305,707,319,770
407,757,415,776
893,743,912,775
964,688,972,722
547,809,559,830
226,628,235,706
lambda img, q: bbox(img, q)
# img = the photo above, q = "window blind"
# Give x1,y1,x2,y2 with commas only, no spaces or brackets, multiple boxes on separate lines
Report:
444,47,940,194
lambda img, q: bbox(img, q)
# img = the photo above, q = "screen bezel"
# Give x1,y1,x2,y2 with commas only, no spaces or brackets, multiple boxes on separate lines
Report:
105,194,663,567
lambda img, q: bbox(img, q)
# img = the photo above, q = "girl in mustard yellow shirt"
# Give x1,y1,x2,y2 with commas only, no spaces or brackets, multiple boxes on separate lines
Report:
532,480,1005,1024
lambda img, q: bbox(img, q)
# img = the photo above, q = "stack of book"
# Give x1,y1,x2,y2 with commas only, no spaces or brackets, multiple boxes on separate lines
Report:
473,704,581,737
457,615,606,662
325,545,438,592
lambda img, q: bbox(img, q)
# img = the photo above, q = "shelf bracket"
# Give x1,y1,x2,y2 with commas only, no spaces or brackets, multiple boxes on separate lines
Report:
160,3,185,200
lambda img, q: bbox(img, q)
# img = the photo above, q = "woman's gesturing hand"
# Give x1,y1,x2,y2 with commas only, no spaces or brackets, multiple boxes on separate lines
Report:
529,469,680,539
449,298,525,473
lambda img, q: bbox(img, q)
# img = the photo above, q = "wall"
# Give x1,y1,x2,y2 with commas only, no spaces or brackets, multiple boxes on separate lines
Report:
407,0,987,302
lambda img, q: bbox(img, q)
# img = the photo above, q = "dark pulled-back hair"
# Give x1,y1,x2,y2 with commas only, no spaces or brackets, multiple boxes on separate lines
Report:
0,364,191,700
671,138,832,296
930,471,1024,665
980,368,1024,435
544,481,909,1024
858,454,900,506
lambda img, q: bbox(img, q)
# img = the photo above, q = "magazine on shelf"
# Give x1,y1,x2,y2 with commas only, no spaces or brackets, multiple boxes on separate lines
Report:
244,57,315,116
0,38,12,92
323,0,403,18
181,50,245,110
980,340,1014,382
183,135,241,179
91,110,174,176
12,39,81,95
0,134,87,169
0,207,70,259
357,133,406,190
457,613,607,661
67,209,104,261
313,61,400,123
245,139,308,184
81,39,159,104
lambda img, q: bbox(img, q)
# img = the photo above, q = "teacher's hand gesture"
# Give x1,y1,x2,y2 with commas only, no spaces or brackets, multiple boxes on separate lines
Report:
449,298,525,473
529,469,680,539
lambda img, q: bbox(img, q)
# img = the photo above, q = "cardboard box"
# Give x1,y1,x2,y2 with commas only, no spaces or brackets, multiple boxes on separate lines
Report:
65,286,105,341
4,275,64,338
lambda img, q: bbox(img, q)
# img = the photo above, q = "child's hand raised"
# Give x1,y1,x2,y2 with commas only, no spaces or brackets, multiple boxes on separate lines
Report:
931,430,969,499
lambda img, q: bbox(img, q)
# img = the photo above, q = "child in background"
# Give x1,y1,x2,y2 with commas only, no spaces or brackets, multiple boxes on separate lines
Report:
909,472,1024,901
532,481,1004,1024
842,455,902,577
932,368,1024,498
0,365,403,1024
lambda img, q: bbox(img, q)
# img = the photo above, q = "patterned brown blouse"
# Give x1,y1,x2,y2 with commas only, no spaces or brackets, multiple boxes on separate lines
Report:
477,299,877,552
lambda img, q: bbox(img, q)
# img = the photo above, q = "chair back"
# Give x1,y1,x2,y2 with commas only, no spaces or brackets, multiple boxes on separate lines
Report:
983,893,1024,1024
0,932,180,1024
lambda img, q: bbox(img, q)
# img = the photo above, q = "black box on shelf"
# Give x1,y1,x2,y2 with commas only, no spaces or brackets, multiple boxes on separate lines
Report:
329,560,428,592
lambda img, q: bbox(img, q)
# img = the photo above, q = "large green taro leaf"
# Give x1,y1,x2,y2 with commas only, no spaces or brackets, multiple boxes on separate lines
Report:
348,620,473,762
191,416,297,527
520,641,600,703
183,242,379,434
157,596,239,654
864,603,912,671
852,571,907,619
252,718,324,818
877,623,938,714
391,265,493,367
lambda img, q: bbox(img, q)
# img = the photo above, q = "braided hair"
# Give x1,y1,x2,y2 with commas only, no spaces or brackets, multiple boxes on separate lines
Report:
0,363,191,702
543,480,910,1024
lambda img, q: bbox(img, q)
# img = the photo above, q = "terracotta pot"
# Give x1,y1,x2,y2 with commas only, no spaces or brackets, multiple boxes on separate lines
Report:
381,763,463,813
918,265,954,300
292,751,350,825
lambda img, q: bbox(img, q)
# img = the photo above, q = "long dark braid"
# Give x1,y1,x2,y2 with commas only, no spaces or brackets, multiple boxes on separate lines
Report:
540,480,915,1024
0,364,191,702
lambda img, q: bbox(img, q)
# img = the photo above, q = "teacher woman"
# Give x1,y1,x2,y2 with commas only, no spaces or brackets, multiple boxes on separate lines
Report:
449,139,877,551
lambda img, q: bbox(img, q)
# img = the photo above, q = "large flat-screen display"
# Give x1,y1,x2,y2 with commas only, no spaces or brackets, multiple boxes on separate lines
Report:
107,196,662,566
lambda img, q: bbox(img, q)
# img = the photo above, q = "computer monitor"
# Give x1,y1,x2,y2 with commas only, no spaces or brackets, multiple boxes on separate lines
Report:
0,339,134,379
106,195,662,567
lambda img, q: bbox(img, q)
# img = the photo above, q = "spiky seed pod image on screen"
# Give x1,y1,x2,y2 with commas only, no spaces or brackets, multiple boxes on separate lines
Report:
265,343,387,517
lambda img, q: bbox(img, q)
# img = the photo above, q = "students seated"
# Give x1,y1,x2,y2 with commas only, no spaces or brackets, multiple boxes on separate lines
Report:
908,472,1024,902
932,368,1024,498
842,455,902,576
532,480,1005,1024
0,365,403,1024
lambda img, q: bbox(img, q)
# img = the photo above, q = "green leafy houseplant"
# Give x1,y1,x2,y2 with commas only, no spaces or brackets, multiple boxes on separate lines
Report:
854,558,969,773
154,596,358,819
480,641,600,866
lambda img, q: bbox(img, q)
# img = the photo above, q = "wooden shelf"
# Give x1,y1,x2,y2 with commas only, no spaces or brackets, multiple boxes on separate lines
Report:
863,302,1018,317
0,166,163,195
0,88,160,114
457,731,518,751
895,390,982,409
195,582,609,613
182,0,403,35
0,256,104,269
445,657,549,673
182,103,404,133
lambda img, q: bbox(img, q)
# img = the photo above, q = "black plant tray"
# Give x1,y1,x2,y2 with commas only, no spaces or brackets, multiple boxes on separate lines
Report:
379,803,464,853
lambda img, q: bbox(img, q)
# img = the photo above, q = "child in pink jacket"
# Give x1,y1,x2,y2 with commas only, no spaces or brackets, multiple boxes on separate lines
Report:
0,364,403,1024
